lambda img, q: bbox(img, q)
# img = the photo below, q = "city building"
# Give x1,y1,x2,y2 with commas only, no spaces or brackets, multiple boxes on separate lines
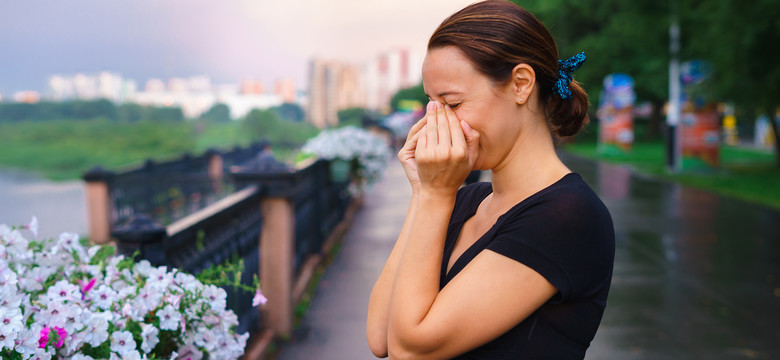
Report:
274,77,297,103
13,91,41,103
363,48,423,112
48,72,136,102
307,48,423,128
307,60,367,128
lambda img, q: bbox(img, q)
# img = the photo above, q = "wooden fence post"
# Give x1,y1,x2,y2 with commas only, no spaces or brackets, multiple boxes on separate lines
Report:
83,167,114,244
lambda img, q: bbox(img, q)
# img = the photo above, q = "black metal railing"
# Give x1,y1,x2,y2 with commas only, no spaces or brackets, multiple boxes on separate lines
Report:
84,143,277,228
111,158,354,335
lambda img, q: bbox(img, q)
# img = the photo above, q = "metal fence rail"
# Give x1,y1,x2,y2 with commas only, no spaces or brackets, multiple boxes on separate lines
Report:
111,158,355,337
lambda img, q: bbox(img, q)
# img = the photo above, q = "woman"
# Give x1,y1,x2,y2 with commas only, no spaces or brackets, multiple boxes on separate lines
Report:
366,1,614,359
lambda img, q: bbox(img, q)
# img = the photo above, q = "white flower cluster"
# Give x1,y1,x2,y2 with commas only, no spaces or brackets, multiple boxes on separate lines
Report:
302,126,391,192
0,219,249,360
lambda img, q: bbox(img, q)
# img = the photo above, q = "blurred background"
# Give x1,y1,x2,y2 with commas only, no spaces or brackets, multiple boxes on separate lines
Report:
1,0,779,358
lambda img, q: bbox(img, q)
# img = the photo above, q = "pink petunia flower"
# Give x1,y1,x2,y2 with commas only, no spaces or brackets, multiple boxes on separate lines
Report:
252,288,267,307
38,326,50,348
53,326,67,348
25,216,38,238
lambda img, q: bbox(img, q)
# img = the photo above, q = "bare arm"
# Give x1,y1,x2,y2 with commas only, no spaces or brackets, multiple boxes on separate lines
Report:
384,102,557,359
367,112,428,357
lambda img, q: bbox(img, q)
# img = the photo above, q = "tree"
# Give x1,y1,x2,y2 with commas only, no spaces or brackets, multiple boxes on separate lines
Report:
241,108,319,146
518,0,780,163
518,0,670,137
390,83,428,112
683,0,780,164
200,103,231,123
337,107,367,128
272,103,305,122
117,103,144,123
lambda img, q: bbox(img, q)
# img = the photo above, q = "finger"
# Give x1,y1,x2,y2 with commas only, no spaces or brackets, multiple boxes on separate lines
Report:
406,102,432,142
416,126,428,152
460,120,480,164
436,101,451,147
445,104,466,149
426,103,438,146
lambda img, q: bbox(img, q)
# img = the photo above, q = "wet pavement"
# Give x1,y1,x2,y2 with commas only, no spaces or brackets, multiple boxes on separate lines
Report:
276,152,780,360
565,152,780,360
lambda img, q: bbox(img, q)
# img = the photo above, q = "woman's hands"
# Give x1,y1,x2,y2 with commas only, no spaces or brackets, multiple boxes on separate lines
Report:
398,109,428,194
415,101,479,197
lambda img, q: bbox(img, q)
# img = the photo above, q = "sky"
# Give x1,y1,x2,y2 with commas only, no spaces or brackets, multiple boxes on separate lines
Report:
0,0,475,94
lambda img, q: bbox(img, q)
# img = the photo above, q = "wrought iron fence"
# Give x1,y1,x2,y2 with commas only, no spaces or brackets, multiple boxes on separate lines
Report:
111,158,354,336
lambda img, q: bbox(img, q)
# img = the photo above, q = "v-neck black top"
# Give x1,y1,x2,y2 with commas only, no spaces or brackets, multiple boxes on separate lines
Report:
441,174,614,359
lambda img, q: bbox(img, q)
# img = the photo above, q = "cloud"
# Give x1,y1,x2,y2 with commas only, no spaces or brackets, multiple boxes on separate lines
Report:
0,0,474,92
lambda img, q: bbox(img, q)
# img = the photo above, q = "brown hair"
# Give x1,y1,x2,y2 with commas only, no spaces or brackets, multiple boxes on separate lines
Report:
428,0,589,137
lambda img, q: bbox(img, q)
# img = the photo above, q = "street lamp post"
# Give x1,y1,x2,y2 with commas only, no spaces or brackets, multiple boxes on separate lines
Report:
667,0,682,172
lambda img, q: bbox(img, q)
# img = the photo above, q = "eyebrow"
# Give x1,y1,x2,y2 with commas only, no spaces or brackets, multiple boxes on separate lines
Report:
424,91,462,98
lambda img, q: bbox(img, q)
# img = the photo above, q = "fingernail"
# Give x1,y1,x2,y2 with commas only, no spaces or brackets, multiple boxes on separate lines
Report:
435,101,442,110
460,120,471,130
427,101,434,112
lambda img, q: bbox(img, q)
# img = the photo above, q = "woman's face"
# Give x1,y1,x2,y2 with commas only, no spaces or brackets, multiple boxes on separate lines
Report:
421,46,523,170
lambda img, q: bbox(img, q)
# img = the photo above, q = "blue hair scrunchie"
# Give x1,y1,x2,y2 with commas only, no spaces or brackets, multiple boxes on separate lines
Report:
553,52,587,100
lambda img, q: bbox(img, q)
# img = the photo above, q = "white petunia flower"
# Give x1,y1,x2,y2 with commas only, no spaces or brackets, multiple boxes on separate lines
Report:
136,284,163,313
140,323,159,353
202,285,227,312
110,330,136,354
0,263,18,287
89,284,118,310
29,347,54,360
175,343,203,360
0,306,24,337
157,304,182,331
0,283,23,307
69,354,96,360
46,279,81,303
83,312,110,347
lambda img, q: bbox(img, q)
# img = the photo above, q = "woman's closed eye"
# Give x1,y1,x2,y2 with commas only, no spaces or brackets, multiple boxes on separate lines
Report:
446,103,461,109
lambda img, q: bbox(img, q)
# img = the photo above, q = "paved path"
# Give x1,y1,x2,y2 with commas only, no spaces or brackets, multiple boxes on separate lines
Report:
276,160,411,360
276,153,780,360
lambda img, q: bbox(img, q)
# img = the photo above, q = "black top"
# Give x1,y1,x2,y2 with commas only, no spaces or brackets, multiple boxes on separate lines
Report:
442,174,614,359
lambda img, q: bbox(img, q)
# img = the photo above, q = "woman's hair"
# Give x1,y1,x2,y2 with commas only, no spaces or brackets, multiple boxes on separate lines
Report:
428,0,589,137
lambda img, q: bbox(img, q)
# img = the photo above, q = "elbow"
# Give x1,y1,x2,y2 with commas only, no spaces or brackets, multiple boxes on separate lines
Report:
387,329,442,360
367,326,388,358
368,339,388,358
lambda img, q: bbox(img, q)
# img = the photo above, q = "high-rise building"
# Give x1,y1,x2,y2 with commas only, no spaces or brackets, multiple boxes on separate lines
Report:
241,79,266,95
364,48,423,112
308,60,367,128
274,77,297,103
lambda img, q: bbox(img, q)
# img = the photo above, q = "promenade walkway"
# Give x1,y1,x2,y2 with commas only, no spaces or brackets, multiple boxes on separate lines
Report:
276,159,411,360
276,153,780,360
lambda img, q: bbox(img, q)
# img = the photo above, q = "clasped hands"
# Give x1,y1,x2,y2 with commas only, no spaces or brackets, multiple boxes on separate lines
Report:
399,101,480,197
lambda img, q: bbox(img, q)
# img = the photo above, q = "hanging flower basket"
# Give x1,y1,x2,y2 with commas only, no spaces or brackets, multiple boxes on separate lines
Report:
302,126,391,194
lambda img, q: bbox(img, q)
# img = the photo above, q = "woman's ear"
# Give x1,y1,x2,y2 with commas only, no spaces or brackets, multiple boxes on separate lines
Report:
511,64,535,105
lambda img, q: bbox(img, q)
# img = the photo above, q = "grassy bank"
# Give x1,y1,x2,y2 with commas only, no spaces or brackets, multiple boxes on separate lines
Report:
0,120,252,180
561,137,780,209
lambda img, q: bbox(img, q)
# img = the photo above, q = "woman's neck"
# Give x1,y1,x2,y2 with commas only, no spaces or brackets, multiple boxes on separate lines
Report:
488,117,570,207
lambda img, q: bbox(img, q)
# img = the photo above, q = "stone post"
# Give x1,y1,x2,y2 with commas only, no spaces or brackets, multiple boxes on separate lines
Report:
231,156,297,338
83,167,114,244
260,196,294,337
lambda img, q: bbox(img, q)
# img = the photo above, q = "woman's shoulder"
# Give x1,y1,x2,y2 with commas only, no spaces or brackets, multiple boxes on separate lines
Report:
451,182,493,222
525,173,611,224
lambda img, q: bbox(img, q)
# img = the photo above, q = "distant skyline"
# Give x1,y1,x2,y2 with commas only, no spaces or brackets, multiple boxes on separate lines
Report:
0,0,474,95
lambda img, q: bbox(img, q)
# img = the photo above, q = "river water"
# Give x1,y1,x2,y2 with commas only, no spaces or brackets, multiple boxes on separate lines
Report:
0,169,87,240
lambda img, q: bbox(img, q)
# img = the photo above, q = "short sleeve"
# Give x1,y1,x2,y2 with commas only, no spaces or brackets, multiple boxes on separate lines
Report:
485,179,614,302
